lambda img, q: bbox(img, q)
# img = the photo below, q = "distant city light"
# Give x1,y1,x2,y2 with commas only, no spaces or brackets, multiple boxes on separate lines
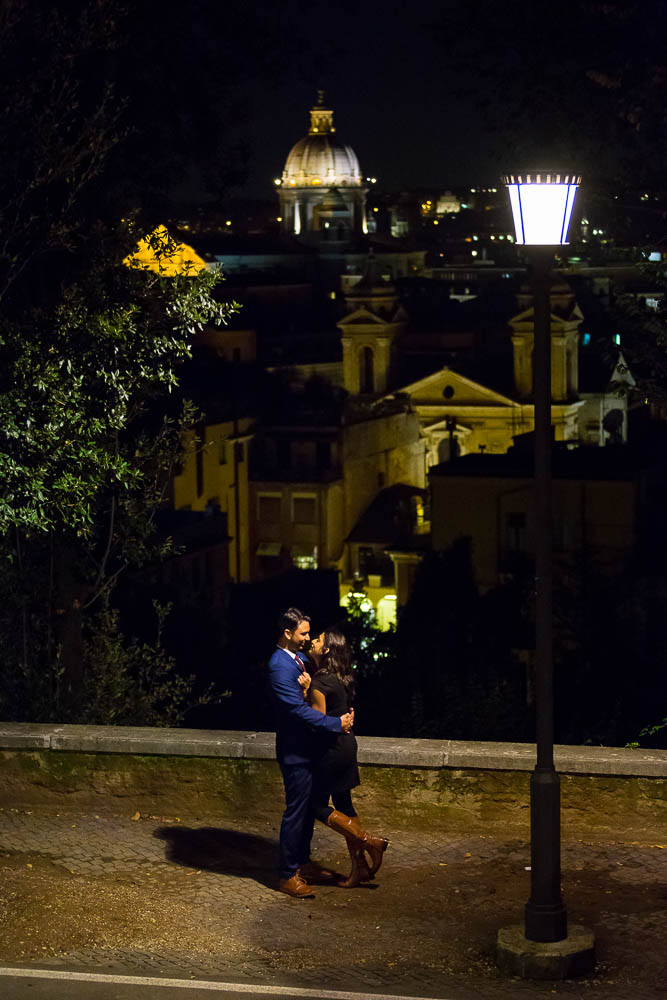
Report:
276,216,283,222
225,220,231,226
274,178,281,186
471,250,478,257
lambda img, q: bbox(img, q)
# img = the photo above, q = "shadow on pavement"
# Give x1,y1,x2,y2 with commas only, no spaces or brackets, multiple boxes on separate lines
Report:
153,825,277,889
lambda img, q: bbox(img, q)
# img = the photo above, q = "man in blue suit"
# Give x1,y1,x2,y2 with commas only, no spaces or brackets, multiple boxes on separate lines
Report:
269,606,354,898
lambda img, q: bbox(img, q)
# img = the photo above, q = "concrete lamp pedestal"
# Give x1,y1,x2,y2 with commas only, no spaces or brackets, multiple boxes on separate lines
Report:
496,924,596,980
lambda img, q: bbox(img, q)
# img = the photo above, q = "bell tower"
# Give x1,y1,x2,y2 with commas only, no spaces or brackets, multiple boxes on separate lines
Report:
509,281,583,402
336,253,408,395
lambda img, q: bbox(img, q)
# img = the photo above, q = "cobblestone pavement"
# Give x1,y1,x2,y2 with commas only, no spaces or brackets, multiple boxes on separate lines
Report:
0,805,665,1000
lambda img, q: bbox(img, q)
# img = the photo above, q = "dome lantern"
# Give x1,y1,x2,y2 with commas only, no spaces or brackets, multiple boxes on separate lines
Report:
309,89,335,135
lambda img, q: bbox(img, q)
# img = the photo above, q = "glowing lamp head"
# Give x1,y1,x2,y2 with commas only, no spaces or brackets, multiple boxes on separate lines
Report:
502,172,581,246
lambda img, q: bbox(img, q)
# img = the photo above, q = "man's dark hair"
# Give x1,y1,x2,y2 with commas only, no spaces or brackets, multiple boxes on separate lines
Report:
278,607,310,636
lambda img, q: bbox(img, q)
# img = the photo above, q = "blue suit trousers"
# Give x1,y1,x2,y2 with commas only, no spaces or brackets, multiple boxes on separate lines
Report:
278,761,314,879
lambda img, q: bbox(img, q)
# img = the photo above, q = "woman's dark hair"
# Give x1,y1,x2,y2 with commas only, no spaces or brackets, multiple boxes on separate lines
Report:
320,629,356,700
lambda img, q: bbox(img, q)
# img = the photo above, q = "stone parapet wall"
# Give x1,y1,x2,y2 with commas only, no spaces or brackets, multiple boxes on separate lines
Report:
1,724,665,776
0,724,664,841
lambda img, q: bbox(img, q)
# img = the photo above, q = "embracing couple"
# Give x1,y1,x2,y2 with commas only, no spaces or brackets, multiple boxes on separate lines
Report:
268,606,389,898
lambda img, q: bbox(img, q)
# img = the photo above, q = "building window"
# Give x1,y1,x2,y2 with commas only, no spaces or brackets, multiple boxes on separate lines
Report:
443,385,455,399
291,544,318,570
258,494,282,523
505,512,527,553
219,439,227,465
256,541,282,557
292,495,317,524
360,346,374,393
411,495,425,528
317,440,331,470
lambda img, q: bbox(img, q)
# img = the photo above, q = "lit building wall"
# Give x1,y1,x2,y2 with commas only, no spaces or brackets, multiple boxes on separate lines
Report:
249,480,339,579
342,412,426,546
172,418,254,583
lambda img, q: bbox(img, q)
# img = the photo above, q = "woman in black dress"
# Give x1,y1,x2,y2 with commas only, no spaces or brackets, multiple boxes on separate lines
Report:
307,629,388,887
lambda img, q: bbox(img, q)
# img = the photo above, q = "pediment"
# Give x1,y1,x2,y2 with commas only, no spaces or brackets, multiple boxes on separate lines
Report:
337,306,391,327
509,303,583,330
397,367,519,407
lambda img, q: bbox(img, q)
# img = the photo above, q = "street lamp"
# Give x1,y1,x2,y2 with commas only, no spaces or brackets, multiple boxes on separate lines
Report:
497,172,595,977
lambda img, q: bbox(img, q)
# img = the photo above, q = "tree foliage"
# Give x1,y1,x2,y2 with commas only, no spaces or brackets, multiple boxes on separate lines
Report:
0,1,242,723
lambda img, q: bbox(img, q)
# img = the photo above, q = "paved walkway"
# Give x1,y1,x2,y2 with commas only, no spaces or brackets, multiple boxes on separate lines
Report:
0,805,664,1000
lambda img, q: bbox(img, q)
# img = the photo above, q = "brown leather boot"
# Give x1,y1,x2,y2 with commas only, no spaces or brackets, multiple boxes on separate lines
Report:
277,873,316,898
343,814,389,878
337,839,372,888
298,860,341,885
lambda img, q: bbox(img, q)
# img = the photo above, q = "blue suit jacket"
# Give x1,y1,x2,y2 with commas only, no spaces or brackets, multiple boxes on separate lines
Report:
268,646,342,765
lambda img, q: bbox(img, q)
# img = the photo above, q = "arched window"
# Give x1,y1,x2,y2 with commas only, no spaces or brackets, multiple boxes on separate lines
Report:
360,346,374,393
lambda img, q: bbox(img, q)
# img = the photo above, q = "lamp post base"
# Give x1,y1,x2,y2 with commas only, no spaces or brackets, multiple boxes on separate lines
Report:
496,923,595,980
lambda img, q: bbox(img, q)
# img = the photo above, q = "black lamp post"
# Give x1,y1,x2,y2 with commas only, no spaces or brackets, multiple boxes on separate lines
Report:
502,172,581,944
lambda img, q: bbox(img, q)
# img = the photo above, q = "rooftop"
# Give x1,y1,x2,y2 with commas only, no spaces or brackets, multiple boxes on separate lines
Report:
429,444,644,481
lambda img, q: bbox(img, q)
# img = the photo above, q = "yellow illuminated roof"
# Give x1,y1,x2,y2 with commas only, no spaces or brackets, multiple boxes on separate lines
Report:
123,225,207,276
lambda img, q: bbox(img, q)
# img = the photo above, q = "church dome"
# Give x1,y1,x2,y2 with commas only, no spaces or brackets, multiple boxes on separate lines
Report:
282,93,362,189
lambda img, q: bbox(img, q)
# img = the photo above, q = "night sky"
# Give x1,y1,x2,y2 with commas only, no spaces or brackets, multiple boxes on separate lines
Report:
223,0,489,200
186,0,665,211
